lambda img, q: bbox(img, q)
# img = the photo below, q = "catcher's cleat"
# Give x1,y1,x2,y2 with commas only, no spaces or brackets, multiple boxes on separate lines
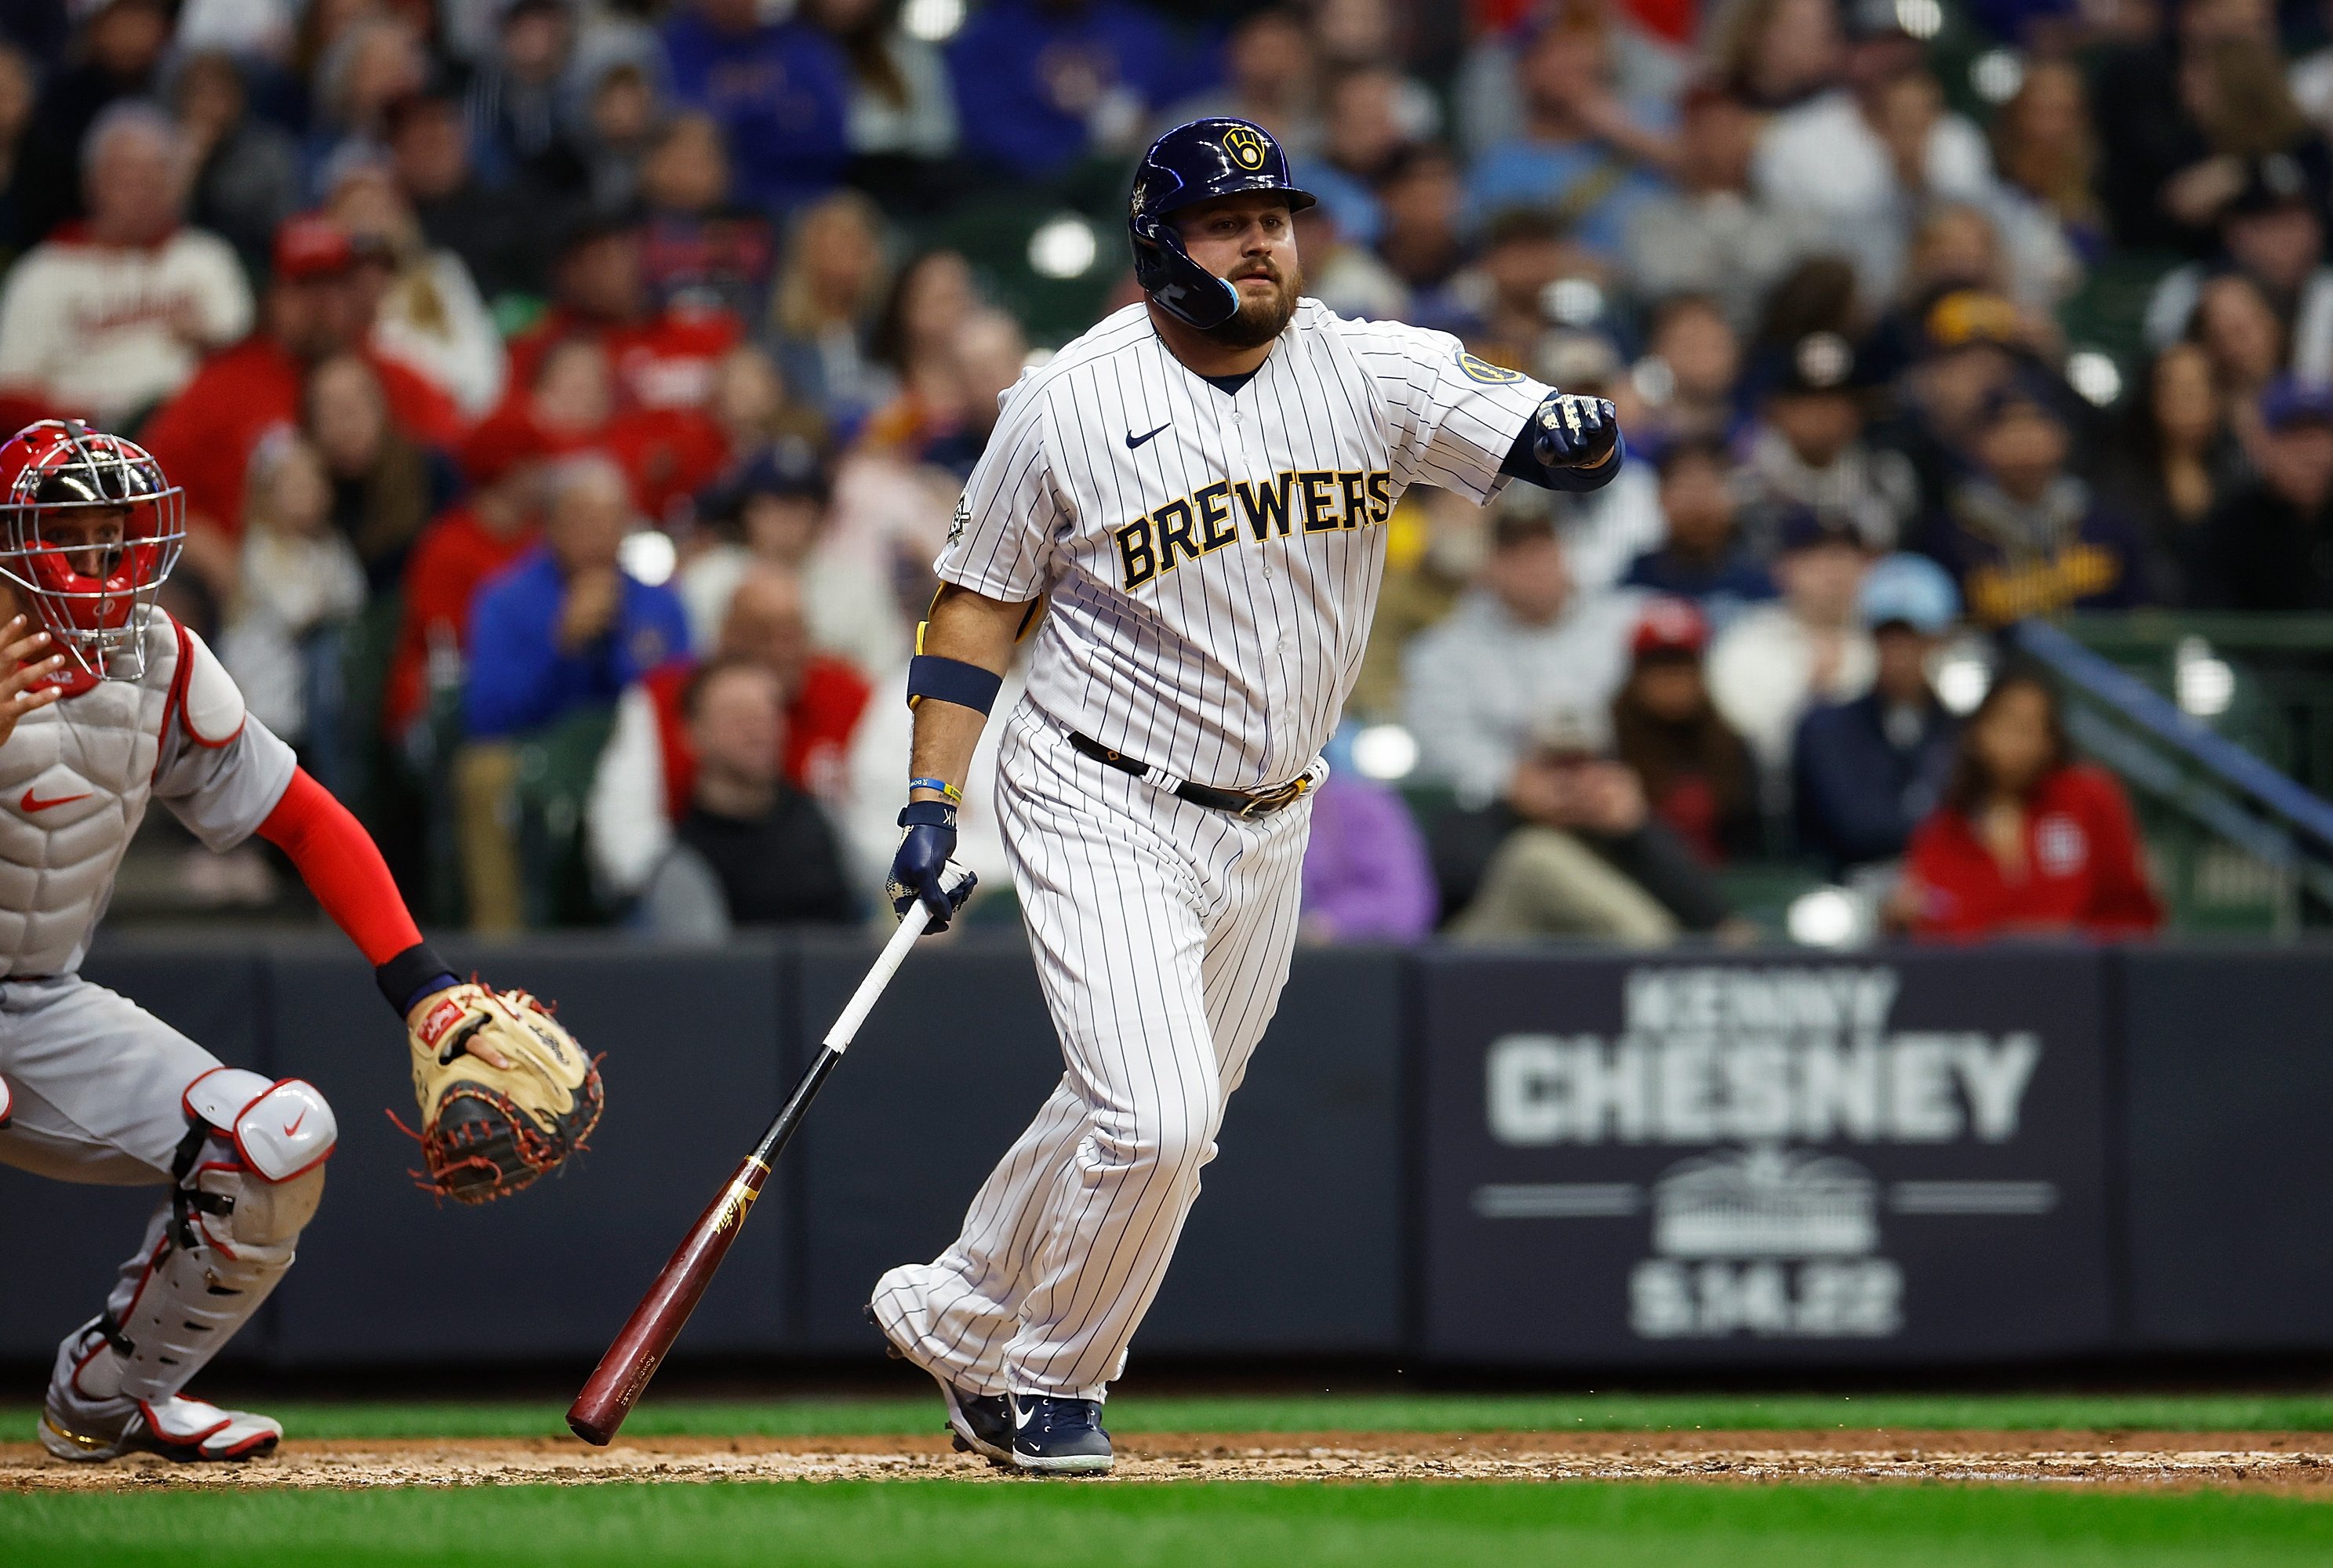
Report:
865,1303,1014,1466
39,1394,282,1463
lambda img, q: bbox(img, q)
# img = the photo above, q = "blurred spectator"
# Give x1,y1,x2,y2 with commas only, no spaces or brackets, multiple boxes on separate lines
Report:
1989,59,2105,278
800,0,959,174
662,0,851,211
507,207,743,414
1465,13,1673,261
15,0,170,243
2186,269,2288,414
1753,1,1995,303
1531,333,1663,592
1403,514,1641,807
0,102,252,426
1294,181,1408,321
633,657,857,936
215,432,365,753
1792,552,1961,876
946,0,1190,182
1446,704,1738,943
1900,669,2162,938
2102,343,2247,605
705,340,830,480
1621,435,1775,626
381,410,549,739
1924,379,2148,626
305,350,457,590
1372,142,1465,296
591,563,871,903
1879,287,2028,519
386,87,550,305
918,308,1029,479
569,43,666,212
1707,510,1873,775
638,112,777,322
140,216,463,583
1165,6,1318,163
328,154,507,419
1435,206,1577,368
171,49,301,279
311,15,428,176
1298,724,1437,943
173,0,294,60
2208,376,2333,609
1632,292,1742,448
464,0,585,197
861,247,980,455
2144,154,2333,390
680,440,900,670
1622,84,1812,332
1707,0,1842,111
1610,597,1758,866
765,189,890,420
1320,63,1412,195
0,44,31,256
463,452,690,740
1739,331,1916,554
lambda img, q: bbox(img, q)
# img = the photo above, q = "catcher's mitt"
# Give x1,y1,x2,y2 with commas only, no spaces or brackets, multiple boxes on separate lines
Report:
402,983,602,1203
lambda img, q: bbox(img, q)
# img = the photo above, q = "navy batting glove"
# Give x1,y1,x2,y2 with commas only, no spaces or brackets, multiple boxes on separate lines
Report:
888,800,976,932
1532,394,1620,471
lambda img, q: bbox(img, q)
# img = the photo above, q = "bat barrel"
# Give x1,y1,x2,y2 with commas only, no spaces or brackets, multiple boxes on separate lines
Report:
566,1153,770,1446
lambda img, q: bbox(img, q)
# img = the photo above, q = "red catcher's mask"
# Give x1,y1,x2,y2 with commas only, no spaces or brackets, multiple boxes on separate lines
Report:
0,421,184,687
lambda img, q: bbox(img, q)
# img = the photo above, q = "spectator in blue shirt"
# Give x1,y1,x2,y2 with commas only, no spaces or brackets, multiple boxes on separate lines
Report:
946,0,1195,183
661,0,852,211
1792,553,1962,875
1622,436,1776,631
466,453,692,739
1465,13,1673,261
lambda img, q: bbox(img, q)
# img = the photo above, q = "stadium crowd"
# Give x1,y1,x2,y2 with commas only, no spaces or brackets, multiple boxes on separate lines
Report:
13,0,2313,945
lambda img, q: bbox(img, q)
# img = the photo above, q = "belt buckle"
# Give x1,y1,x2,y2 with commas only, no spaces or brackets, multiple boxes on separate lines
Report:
1242,777,1306,818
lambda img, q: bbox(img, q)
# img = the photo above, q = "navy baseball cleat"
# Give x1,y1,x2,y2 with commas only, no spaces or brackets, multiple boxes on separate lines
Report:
1011,1395,1114,1475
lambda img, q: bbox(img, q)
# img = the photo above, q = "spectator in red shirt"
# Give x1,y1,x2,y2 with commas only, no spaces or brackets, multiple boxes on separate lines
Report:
1610,597,1760,867
503,206,743,416
380,409,551,739
500,331,728,525
1901,669,2164,939
139,214,464,593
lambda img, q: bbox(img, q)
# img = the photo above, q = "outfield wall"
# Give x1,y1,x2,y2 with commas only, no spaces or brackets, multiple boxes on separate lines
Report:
2,935,2326,1369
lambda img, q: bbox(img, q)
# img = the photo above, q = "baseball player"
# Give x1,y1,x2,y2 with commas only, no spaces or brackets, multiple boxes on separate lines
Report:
869,118,1621,1473
0,422,598,1463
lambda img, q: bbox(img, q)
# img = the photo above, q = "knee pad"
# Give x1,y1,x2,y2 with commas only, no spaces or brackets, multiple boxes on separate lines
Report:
56,1070,334,1411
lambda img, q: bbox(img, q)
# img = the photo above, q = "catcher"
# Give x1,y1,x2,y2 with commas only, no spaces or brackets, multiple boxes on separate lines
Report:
0,421,601,1463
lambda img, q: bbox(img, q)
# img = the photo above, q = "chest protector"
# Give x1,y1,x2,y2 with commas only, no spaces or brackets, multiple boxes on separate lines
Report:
0,615,198,977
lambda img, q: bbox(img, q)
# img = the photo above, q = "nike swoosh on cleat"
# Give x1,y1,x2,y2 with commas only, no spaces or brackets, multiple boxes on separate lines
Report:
1125,423,1171,449
20,787,89,812
1015,1403,1036,1430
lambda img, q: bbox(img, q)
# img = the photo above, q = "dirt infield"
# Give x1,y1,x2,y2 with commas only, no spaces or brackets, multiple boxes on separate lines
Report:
7,1430,2333,1491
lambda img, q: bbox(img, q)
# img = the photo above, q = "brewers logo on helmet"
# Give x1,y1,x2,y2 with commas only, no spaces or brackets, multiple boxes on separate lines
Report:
1128,117,1315,332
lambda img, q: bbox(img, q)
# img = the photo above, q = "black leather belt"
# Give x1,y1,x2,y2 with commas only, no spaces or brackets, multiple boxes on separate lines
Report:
1067,731,1313,818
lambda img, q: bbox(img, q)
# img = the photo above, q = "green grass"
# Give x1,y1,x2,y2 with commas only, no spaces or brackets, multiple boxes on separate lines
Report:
5,1480,2332,1568
9,1390,2333,1440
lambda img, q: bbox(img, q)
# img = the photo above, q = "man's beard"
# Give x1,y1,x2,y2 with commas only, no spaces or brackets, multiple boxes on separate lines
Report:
1201,264,1300,349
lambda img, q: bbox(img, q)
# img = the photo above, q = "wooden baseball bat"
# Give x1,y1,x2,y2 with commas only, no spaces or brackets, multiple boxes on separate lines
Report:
567,901,941,1446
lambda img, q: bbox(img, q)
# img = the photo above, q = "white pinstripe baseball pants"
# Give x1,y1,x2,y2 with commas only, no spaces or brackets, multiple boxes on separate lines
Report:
872,702,1315,1401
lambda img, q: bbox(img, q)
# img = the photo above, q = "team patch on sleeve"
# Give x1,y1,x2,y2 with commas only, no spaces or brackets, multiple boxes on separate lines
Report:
1455,348,1524,385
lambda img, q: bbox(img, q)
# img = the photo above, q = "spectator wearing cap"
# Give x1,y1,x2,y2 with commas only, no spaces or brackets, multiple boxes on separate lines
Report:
1611,597,1759,867
380,409,554,740
1622,435,1776,631
944,0,1197,183
1738,329,1919,556
13,0,171,244
172,49,303,281
1791,552,1961,877
505,206,745,417
1623,85,1815,335
1403,513,1644,810
662,0,852,212
2206,376,2333,609
629,656,859,938
678,441,901,673
1751,0,1999,302
0,101,252,426
2143,154,2333,390
1444,702,1740,946
1924,378,2148,626
1706,510,1874,781
588,561,872,909
140,214,464,590
1878,287,2032,521
1464,12,1674,263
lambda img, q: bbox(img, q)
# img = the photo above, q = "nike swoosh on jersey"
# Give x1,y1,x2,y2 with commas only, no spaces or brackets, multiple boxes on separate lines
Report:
1125,423,1171,449
20,787,90,812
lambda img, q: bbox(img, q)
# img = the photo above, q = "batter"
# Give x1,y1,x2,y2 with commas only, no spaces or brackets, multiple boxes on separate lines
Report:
871,118,1622,1473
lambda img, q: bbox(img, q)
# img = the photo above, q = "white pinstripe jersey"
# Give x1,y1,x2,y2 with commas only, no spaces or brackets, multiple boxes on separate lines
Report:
936,299,1552,791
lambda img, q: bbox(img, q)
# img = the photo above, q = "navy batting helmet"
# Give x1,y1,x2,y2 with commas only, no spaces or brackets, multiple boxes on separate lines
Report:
1130,118,1315,332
